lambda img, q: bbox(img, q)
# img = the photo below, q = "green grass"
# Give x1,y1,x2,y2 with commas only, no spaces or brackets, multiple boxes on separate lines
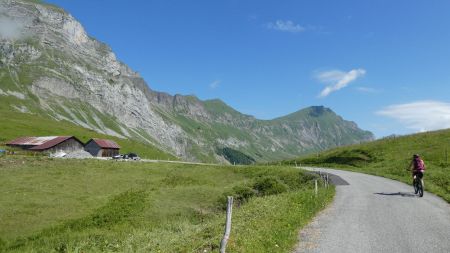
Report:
203,99,247,119
0,99,174,160
287,129,450,202
0,157,334,252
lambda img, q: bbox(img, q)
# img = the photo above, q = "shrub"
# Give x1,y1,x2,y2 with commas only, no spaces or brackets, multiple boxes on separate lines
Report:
276,171,317,190
218,185,256,209
253,176,288,196
233,185,257,205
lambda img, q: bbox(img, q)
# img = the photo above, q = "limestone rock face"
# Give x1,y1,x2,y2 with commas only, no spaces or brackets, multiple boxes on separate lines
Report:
0,0,374,162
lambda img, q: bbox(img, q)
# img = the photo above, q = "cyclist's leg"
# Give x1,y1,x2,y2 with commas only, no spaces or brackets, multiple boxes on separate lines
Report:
418,171,424,188
413,171,423,193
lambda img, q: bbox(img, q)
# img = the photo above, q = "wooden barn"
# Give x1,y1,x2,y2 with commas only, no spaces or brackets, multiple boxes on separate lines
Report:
6,136,84,153
84,139,120,157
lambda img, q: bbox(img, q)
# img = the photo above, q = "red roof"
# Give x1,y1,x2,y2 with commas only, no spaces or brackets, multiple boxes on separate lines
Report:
7,136,82,151
7,136,61,146
89,139,120,149
30,136,74,150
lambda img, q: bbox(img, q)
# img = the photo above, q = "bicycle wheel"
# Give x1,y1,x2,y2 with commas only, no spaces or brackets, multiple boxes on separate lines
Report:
418,180,424,197
413,180,419,194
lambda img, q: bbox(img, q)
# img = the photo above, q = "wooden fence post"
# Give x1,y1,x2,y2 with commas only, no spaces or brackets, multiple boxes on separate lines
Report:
220,196,234,253
315,180,318,196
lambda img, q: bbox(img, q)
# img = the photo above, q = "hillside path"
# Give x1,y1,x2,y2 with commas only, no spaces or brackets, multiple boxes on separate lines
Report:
295,168,450,253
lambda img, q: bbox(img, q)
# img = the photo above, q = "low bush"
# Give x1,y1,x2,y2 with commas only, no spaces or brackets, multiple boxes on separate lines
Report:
253,176,288,196
219,185,257,209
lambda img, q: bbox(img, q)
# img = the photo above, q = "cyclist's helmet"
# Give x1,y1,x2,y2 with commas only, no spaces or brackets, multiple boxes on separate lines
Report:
413,154,419,158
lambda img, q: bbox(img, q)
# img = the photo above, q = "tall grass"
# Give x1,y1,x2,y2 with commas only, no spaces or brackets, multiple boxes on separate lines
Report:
0,157,333,252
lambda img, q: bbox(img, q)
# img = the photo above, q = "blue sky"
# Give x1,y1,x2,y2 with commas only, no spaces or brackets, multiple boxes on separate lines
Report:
46,0,450,138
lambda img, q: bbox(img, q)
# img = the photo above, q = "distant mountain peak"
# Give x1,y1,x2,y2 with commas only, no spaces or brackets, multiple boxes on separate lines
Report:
305,106,333,117
273,105,333,121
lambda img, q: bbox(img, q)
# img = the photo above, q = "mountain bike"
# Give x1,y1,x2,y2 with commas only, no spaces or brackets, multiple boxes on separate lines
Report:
413,173,424,197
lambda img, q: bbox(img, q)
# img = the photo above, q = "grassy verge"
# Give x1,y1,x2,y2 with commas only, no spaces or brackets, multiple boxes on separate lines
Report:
286,129,450,202
227,189,333,252
0,157,334,252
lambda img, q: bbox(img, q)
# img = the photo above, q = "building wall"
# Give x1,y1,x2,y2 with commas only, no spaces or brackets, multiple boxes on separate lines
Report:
84,142,119,157
46,138,84,154
100,148,119,157
85,141,101,156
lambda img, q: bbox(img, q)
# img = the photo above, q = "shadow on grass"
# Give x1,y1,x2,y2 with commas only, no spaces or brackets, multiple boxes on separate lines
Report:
374,192,417,198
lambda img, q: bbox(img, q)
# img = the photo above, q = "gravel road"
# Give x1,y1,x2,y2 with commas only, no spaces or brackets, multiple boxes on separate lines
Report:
295,168,450,253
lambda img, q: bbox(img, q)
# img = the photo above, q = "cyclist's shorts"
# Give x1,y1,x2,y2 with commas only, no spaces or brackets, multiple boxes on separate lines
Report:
413,171,424,179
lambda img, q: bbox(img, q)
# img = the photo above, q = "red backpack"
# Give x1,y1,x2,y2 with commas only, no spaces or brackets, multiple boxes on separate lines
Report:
414,158,425,170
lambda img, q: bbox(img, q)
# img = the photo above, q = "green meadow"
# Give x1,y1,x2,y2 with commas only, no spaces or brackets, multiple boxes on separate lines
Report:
0,157,333,252
287,129,450,202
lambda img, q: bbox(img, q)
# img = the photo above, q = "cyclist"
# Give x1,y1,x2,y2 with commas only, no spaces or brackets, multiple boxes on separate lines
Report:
409,154,425,187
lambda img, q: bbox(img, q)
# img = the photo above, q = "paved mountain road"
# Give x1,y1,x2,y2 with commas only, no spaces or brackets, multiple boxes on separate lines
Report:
295,168,450,253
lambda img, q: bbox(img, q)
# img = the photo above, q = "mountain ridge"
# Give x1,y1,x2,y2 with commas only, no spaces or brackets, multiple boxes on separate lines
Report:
0,0,374,162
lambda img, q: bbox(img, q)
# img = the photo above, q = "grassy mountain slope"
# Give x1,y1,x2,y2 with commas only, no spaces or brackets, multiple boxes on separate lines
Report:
0,97,174,160
0,158,333,252
287,129,450,202
155,102,375,163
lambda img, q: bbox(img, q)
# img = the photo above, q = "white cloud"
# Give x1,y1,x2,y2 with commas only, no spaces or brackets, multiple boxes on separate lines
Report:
0,15,27,40
377,100,450,132
266,20,306,33
316,68,366,97
316,70,347,83
209,80,221,89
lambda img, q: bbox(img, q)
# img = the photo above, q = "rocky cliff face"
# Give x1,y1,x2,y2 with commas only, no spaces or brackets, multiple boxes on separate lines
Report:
0,0,374,162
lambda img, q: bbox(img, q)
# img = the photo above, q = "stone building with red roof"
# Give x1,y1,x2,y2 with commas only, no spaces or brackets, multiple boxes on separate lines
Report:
84,138,120,157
